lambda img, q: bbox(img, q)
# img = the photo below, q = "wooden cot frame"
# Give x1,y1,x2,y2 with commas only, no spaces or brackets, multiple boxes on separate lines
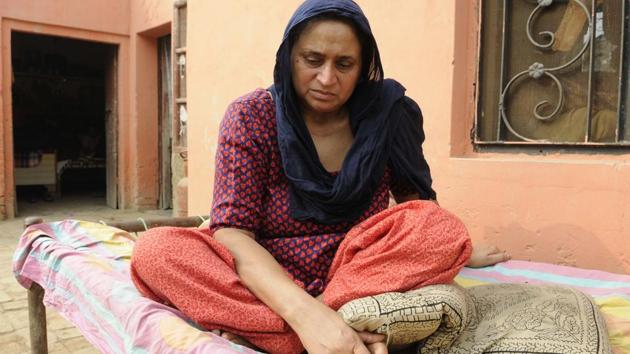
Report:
23,215,209,354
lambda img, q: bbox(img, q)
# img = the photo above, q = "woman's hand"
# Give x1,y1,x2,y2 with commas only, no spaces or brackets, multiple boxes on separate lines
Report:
289,298,386,354
467,244,510,268
359,332,388,354
311,295,388,353
213,305,388,354
212,328,387,354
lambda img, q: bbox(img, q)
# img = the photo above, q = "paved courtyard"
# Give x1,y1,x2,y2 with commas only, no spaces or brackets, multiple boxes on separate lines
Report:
0,194,171,353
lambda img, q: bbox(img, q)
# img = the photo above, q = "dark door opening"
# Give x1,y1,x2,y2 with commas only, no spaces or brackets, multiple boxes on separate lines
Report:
11,32,118,212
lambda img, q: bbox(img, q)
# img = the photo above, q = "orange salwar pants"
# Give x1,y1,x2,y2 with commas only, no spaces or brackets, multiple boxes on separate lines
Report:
130,201,472,354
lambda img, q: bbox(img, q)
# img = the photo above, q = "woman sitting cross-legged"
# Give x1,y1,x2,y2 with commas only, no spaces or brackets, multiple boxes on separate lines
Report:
130,1,509,353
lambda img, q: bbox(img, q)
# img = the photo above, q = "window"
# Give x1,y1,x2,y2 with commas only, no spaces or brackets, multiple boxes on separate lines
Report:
476,0,629,146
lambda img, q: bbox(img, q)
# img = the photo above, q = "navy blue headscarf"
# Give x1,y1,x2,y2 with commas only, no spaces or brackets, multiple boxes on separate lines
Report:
269,0,435,224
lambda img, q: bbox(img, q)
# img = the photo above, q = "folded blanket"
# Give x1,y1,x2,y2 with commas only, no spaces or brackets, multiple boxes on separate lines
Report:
338,284,472,348
340,283,611,354
448,283,611,354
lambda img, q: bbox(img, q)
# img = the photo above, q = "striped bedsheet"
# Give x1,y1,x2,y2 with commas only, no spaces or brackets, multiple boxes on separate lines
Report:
13,220,258,354
13,220,630,353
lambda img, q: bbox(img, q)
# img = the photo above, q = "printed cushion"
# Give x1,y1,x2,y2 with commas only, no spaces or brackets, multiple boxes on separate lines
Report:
338,284,471,348
339,284,612,354
440,284,611,354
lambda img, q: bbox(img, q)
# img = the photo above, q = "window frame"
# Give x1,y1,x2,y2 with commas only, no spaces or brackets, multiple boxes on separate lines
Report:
474,0,630,148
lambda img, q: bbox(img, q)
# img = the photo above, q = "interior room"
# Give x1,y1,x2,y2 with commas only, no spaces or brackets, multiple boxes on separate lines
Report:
11,32,113,212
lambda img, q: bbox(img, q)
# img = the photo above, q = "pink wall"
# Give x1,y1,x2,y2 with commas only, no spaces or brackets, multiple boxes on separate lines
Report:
187,1,295,215
0,0,129,36
187,0,629,274
127,0,172,209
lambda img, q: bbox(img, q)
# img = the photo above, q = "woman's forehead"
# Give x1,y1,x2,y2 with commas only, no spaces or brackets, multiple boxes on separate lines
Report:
293,19,361,53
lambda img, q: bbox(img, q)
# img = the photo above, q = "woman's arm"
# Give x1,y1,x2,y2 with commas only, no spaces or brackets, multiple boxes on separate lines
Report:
213,227,317,321
214,227,385,354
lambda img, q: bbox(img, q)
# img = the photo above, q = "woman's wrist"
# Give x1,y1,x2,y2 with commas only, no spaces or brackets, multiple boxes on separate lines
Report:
281,291,323,326
214,228,323,326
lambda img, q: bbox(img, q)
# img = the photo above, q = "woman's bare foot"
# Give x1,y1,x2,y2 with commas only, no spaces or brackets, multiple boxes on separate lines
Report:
467,244,510,268
211,330,259,350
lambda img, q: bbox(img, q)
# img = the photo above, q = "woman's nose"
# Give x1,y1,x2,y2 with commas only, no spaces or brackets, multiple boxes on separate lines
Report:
317,63,336,86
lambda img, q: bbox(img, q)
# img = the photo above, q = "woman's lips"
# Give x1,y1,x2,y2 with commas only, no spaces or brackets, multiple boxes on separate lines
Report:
310,89,335,100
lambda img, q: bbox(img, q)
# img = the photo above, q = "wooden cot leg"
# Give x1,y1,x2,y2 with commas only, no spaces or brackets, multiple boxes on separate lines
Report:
28,282,48,354
24,217,48,354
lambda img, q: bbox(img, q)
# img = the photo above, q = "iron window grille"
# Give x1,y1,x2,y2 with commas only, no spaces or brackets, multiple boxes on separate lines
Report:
475,0,630,146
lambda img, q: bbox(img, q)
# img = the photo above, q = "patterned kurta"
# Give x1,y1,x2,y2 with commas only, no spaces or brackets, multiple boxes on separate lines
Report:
210,89,412,296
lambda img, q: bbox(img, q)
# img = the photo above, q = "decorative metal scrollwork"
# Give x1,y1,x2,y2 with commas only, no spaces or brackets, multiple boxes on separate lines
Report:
499,0,592,142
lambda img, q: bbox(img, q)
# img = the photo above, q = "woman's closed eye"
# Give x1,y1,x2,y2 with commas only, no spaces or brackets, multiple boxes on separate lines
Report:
303,55,323,67
336,60,355,71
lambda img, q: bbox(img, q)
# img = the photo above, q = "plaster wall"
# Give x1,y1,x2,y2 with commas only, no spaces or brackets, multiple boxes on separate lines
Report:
128,0,172,209
187,0,629,274
0,0,129,36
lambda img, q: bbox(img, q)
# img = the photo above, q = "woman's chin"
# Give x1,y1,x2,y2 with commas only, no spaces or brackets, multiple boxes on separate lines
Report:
306,101,342,115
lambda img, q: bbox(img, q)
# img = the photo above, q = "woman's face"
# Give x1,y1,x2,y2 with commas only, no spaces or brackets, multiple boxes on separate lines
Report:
290,19,362,116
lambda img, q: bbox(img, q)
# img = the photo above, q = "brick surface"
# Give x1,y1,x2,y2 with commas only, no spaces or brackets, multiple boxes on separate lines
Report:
0,327,29,346
0,314,15,334
50,347,71,354
0,340,29,353
1,299,28,311
0,290,11,302
0,276,21,287
4,309,28,330
48,315,76,331
48,337,72,353
6,288,27,301
55,327,84,340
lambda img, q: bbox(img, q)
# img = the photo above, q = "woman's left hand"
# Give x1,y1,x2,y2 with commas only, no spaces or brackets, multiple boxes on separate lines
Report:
366,341,388,354
467,244,510,268
357,332,388,354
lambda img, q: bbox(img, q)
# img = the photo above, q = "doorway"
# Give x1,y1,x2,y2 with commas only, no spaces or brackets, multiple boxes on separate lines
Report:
11,32,118,213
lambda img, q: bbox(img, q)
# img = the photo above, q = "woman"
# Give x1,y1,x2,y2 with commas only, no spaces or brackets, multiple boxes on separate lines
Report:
131,1,509,353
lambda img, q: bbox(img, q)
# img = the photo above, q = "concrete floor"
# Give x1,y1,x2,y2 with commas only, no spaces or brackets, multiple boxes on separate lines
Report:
0,193,171,353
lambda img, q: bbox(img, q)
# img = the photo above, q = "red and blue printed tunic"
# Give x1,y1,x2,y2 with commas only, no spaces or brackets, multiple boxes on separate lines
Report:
210,89,412,296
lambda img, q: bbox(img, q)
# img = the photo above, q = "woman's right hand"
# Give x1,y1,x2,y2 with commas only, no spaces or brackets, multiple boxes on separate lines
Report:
289,299,386,354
